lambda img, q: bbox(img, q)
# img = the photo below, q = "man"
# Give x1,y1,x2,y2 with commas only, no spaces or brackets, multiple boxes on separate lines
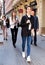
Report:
31,9,39,46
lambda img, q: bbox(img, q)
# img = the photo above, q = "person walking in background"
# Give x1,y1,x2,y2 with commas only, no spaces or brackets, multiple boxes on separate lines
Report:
6,17,10,28
2,16,8,40
9,10,19,48
31,9,39,46
20,6,34,63
6,17,10,39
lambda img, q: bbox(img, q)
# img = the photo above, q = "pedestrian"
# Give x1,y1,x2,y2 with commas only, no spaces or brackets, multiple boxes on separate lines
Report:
31,9,39,46
6,17,10,28
2,15,8,40
20,6,34,63
9,10,19,48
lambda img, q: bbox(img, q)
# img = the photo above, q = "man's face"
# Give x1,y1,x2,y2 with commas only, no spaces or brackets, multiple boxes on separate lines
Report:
31,11,35,16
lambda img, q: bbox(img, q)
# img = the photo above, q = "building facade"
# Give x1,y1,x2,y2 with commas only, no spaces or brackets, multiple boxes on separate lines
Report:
5,0,20,15
0,1,2,17
5,0,45,35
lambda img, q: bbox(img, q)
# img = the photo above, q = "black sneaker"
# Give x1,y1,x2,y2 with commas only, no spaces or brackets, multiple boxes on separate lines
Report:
34,44,37,46
14,45,16,48
13,45,16,48
6,38,8,41
31,42,32,45
4,38,5,40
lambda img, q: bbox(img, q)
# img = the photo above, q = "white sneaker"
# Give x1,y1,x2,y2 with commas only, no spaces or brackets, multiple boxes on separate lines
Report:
22,52,25,58
27,56,31,63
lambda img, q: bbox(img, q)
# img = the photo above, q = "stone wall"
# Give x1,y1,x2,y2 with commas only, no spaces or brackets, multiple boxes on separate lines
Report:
41,0,45,34
36,0,43,34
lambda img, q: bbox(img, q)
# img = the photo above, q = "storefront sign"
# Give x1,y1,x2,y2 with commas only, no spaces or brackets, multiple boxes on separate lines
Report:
30,1,37,6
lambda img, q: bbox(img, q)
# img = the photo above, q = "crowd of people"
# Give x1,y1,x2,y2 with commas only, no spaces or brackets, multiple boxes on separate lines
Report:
1,5,39,63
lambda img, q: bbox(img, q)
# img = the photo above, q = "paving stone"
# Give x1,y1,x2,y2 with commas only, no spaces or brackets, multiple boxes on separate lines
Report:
0,28,45,65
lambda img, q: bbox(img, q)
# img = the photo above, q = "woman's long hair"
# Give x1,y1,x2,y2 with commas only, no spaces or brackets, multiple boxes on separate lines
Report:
11,10,16,21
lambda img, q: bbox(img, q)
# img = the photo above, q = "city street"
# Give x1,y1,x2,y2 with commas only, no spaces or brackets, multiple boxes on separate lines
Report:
0,0,45,65
0,28,45,65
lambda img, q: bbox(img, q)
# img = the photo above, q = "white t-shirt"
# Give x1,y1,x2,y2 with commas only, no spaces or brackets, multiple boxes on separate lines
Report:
27,14,31,30
9,17,15,29
3,20,6,26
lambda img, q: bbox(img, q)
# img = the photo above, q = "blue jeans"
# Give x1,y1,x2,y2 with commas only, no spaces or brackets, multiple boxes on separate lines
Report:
22,36,31,56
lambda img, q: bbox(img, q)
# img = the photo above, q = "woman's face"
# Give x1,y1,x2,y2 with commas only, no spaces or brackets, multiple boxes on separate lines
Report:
2,16,6,20
13,12,16,16
27,7,31,14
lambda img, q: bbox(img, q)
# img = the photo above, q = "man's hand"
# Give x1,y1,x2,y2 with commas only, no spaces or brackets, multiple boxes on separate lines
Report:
37,29,39,35
37,29,39,32
31,29,35,36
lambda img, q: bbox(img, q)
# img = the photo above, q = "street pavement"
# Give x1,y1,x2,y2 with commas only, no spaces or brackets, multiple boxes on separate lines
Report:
0,28,45,65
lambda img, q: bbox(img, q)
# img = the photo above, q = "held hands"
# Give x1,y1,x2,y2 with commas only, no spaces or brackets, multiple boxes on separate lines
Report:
26,20,30,24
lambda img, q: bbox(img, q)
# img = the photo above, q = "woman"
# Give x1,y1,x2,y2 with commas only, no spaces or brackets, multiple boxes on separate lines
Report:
2,16,7,40
20,6,34,63
6,17,10,28
9,10,19,48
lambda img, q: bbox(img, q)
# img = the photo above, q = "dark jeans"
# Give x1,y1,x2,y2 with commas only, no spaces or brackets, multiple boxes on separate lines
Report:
11,27,18,46
34,30,37,44
22,36,31,56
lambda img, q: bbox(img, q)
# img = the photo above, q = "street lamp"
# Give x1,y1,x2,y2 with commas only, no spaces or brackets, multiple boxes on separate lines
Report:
30,0,37,6
0,8,1,16
3,0,5,15
0,2,2,17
